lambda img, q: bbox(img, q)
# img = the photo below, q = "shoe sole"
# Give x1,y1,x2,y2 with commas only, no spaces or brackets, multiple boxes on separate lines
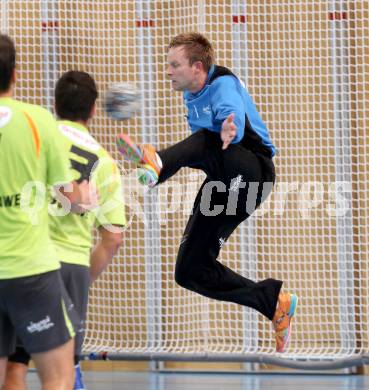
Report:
117,134,160,176
277,294,298,353
289,294,298,318
116,134,143,164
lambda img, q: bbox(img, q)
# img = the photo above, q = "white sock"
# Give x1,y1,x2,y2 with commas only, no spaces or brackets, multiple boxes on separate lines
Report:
155,152,163,169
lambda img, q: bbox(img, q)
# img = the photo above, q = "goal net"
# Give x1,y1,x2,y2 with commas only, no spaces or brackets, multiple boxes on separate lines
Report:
2,0,369,368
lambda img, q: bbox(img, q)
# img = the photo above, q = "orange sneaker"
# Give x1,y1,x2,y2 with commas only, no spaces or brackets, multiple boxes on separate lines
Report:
116,134,161,186
272,292,298,353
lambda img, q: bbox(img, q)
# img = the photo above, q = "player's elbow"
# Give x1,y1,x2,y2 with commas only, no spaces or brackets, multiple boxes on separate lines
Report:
101,230,123,255
111,234,123,253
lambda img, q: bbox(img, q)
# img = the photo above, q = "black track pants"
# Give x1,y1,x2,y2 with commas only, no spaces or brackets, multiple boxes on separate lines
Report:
157,130,282,320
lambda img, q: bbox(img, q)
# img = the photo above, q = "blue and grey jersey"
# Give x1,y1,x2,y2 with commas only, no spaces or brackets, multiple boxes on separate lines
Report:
183,65,276,157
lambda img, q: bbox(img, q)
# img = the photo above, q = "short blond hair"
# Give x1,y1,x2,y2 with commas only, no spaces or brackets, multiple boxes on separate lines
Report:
168,32,215,72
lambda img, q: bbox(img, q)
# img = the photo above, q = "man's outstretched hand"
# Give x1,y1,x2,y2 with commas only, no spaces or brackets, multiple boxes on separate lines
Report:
221,113,237,150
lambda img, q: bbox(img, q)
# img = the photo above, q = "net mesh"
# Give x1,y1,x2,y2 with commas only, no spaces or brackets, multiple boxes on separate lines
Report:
2,0,369,363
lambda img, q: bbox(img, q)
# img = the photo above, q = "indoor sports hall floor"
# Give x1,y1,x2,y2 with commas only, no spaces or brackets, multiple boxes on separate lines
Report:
26,370,369,389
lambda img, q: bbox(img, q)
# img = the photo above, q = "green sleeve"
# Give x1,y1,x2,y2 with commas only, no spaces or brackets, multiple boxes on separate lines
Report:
95,156,126,228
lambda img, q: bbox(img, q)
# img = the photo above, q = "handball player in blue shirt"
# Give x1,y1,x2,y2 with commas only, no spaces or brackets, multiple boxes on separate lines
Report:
117,32,298,352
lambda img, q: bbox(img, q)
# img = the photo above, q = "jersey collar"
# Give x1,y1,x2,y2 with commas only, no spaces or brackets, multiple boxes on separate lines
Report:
58,119,89,133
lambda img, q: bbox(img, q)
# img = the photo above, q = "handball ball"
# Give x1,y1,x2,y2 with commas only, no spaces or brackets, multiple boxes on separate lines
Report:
104,82,141,120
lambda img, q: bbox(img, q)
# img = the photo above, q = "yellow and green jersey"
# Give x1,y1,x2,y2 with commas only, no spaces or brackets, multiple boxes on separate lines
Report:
0,97,72,279
49,120,126,267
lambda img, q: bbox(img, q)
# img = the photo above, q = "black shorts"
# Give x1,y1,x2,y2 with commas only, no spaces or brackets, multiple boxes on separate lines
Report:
8,263,89,363
0,270,78,357
60,262,90,355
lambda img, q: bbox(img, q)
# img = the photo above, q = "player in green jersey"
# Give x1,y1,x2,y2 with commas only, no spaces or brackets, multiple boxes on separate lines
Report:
4,71,125,390
0,35,96,390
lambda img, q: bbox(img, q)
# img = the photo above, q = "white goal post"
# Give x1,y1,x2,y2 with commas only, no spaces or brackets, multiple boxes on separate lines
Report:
2,0,369,369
